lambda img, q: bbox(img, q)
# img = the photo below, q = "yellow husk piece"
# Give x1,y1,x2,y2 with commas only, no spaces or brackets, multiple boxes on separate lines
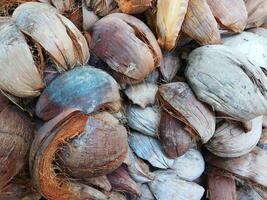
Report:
149,0,189,51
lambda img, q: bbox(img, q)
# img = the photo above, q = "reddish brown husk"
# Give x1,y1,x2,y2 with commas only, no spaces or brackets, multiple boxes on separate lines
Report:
207,169,237,200
30,110,128,200
0,106,33,191
0,177,41,200
90,13,162,84
107,165,141,196
159,110,196,158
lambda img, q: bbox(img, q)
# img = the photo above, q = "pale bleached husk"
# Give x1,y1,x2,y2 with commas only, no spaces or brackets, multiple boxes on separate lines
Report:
125,83,158,108
206,116,262,158
182,0,221,45
171,149,205,181
0,18,44,97
244,0,267,28
207,0,247,32
207,147,267,188
160,51,180,82
127,106,160,137
125,148,154,183
138,184,155,200
148,170,204,200
147,0,189,51
186,45,267,122
13,2,89,70
223,31,267,70
128,132,174,169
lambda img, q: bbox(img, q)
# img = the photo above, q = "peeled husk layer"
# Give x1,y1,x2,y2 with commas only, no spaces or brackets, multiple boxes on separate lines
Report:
0,17,44,97
13,2,89,70
245,0,267,28
115,0,151,14
182,0,221,45
159,82,216,143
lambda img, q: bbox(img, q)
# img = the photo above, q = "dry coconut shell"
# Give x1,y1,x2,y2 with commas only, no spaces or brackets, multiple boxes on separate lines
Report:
245,0,267,28
148,170,204,200
182,0,221,45
30,110,128,200
206,147,267,188
0,17,44,97
160,51,181,82
90,13,162,84
206,116,262,158
36,67,121,121
159,110,196,158
128,131,174,169
126,105,160,137
0,106,33,190
207,0,247,32
13,2,89,70
185,45,267,122
223,31,267,71
115,0,151,14
159,82,216,143
146,0,189,51
207,169,237,200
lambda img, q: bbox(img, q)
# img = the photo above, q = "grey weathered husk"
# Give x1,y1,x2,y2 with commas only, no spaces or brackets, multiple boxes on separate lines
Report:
207,0,247,32
258,128,267,151
125,148,154,183
159,82,216,143
82,4,99,31
185,45,267,122
223,32,267,70
159,110,196,158
108,191,127,200
124,83,158,108
138,184,155,200
13,2,89,70
171,149,205,181
244,0,267,28
148,170,205,200
160,51,181,82
128,132,174,169
206,116,262,158
206,147,267,188
127,105,160,137
0,17,44,97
